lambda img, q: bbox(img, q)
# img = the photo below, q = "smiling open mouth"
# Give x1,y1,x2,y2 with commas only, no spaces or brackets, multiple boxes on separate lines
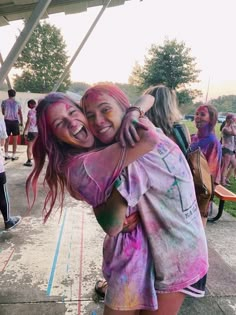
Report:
73,125,87,139
98,126,110,134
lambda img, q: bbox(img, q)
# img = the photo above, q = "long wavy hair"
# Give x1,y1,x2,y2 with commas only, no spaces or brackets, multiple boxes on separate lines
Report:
26,92,85,222
144,85,182,136
80,83,130,113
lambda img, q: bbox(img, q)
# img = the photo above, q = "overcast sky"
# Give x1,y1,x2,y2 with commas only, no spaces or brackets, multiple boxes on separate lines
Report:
0,0,235,99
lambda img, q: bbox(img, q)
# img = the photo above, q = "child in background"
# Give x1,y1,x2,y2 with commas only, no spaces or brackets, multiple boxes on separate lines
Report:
23,99,38,167
0,116,21,230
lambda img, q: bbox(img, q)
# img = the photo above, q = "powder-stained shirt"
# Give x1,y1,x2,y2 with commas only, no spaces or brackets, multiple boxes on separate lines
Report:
66,147,158,311
27,108,38,133
116,131,208,293
190,132,222,184
1,99,21,121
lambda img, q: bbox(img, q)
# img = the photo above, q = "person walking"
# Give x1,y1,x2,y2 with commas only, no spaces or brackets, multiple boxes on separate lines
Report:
0,117,21,230
1,89,23,161
23,99,38,166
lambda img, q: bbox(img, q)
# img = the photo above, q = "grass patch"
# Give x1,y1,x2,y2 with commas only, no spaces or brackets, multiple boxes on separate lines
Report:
183,120,236,218
213,178,236,218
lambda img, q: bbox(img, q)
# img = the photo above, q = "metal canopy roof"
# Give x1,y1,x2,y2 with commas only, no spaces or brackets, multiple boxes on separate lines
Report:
0,0,135,88
0,0,131,26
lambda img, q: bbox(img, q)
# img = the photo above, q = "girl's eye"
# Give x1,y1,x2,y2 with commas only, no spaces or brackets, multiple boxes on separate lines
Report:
55,121,63,128
86,113,95,120
102,107,111,114
69,110,77,115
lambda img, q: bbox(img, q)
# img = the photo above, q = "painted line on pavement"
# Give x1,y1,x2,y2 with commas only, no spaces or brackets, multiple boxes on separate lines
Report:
78,210,85,315
0,247,15,272
62,219,74,302
46,208,67,296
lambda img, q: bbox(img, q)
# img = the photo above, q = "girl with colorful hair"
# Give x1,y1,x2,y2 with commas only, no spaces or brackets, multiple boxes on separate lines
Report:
27,86,208,315
81,84,208,314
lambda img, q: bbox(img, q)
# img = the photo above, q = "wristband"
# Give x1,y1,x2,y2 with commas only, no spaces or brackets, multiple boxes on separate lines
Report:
126,106,145,118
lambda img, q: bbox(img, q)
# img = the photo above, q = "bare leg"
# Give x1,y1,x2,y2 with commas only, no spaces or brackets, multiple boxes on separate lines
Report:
104,305,140,315
27,141,34,160
226,163,233,182
12,135,18,155
221,154,231,185
4,137,9,156
140,292,185,315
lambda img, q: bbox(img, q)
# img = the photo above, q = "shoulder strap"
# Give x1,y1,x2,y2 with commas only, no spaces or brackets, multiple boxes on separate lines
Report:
172,124,189,156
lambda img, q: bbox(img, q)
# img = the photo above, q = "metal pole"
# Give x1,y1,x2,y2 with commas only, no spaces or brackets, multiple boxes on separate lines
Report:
205,77,210,103
0,52,12,89
0,0,52,87
52,0,112,92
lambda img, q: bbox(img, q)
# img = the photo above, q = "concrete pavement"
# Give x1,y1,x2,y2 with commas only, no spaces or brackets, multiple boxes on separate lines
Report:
1,146,236,315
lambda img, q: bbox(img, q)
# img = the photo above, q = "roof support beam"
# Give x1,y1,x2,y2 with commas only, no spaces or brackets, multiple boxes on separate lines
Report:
0,0,52,87
0,52,12,89
52,0,112,92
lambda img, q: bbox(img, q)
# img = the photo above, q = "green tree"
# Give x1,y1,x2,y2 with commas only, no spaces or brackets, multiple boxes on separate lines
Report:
69,82,91,96
13,22,71,93
129,39,201,106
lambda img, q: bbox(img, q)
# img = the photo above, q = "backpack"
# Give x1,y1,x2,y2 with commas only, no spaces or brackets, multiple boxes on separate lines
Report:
172,123,214,217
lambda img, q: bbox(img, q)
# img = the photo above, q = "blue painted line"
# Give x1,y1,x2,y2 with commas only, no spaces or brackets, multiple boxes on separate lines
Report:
46,208,67,296
62,214,74,302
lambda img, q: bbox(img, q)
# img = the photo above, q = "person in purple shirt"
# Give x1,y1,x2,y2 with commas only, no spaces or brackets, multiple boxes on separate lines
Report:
190,104,222,185
1,89,23,160
190,104,222,224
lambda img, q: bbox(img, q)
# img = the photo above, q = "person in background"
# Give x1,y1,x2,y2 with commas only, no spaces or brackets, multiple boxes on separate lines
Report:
1,89,23,161
190,104,222,223
220,114,236,186
23,99,38,167
144,84,191,145
0,116,21,230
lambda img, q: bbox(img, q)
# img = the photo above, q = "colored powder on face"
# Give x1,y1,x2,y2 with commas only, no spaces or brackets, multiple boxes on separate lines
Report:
84,91,102,105
196,105,208,115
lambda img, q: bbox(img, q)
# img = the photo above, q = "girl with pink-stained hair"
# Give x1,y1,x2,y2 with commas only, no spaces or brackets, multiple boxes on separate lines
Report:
27,86,208,315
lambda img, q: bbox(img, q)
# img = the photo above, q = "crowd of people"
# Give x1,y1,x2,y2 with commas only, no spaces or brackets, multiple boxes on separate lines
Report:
0,84,235,314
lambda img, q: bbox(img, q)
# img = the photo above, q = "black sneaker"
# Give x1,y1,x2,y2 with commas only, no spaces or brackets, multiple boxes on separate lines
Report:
24,160,32,167
5,156,11,161
5,216,22,230
11,156,19,161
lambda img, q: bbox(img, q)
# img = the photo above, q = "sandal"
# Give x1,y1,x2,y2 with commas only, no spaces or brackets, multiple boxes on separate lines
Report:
94,279,108,299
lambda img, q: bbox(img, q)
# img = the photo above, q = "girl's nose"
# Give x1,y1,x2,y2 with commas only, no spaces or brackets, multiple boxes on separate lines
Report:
68,119,78,130
94,113,105,126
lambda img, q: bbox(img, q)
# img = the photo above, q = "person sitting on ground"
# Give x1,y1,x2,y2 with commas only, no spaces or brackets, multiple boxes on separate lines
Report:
1,89,23,161
0,116,21,230
23,99,38,167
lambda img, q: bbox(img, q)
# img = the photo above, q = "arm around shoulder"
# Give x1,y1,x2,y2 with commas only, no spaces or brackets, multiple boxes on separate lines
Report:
123,117,159,167
93,189,127,236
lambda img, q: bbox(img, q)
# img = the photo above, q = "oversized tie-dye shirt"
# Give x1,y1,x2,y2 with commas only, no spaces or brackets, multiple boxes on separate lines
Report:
190,132,222,184
66,131,208,310
67,147,158,311
116,131,208,293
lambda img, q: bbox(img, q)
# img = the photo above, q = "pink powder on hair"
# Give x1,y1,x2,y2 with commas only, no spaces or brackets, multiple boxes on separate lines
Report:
196,105,208,114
